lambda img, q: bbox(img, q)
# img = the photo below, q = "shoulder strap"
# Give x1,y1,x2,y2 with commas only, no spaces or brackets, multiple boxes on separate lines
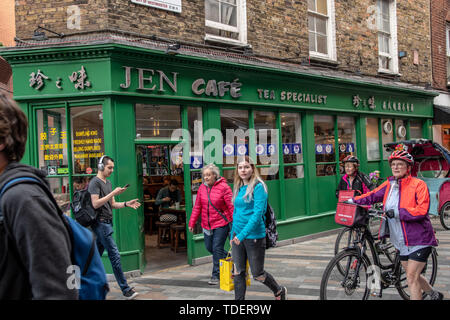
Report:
206,186,229,223
0,176,77,262
0,177,44,221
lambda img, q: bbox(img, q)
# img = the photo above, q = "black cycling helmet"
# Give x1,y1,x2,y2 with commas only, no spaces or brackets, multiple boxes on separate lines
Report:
342,155,360,165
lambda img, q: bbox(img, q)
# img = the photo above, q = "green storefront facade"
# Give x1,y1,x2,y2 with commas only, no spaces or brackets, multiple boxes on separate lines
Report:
0,41,437,273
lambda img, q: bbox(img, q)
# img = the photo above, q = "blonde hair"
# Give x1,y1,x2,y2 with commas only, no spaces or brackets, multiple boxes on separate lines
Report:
232,156,267,203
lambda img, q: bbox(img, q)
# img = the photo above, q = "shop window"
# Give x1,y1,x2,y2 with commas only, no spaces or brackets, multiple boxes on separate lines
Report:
37,108,69,177
254,111,277,166
338,117,356,174
308,0,336,61
70,106,104,175
382,118,393,159
377,0,398,74
221,108,249,168
281,113,303,179
48,176,71,216
222,168,235,184
314,115,335,176
205,0,247,45
36,108,70,213
188,107,203,157
395,119,406,141
410,120,422,139
135,104,181,139
187,106,203,234
366,118,380,161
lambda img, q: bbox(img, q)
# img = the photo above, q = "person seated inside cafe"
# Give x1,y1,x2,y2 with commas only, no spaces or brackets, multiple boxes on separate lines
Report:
156,179,182,242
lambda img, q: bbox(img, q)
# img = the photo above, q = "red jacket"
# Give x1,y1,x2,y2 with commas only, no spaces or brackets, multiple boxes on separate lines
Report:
189,177,233,230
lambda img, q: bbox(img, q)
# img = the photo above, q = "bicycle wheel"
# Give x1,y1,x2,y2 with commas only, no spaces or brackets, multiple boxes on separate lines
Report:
320,249,371,300
395,248,438,300
334,227,354,256
440,202,450,230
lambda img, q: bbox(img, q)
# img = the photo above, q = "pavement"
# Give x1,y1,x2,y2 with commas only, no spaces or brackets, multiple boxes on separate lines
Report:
106,217,450,300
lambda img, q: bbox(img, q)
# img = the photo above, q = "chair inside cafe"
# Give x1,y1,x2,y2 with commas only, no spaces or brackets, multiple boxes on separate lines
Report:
143,175,186,247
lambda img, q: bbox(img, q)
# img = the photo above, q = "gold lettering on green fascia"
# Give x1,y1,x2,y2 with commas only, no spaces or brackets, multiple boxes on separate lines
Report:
119,66,178,93
280,91,327,104
257,89,327,105
192,78,242,98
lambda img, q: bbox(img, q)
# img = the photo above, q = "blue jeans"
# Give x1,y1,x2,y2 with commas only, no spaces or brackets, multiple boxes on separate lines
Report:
204,224,230,279
92,222,131,294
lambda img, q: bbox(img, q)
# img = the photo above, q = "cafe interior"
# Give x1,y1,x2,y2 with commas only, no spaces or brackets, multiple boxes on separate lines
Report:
140,145,188,271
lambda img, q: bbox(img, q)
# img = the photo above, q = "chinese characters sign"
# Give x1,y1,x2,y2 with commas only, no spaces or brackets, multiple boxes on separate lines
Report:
39,125,68,176
352,95,414,113
29,66,92,91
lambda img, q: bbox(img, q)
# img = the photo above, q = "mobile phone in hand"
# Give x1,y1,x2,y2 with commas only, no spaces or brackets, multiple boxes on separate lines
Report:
123,184,130,188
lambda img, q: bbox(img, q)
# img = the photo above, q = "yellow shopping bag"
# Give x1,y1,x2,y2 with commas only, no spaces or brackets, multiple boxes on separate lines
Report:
219,250,251,291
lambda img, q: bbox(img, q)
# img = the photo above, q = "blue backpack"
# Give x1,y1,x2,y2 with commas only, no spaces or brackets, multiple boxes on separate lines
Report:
0,177,109,300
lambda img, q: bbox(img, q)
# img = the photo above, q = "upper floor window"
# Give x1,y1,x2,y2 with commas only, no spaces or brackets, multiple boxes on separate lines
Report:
377,0,398,73
205,0,247,45
446,24,450,85
308,0,336,61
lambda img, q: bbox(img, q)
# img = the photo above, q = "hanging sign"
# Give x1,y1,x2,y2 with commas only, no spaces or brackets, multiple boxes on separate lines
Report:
131,0,181,13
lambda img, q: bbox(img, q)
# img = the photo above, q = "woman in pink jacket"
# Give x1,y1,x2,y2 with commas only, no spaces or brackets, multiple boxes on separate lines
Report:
188,164,233,285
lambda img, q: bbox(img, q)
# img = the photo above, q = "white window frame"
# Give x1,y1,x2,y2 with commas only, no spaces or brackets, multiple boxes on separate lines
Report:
204,0,247,46
377,0,399,74
308,0,337,62
446,24,450,85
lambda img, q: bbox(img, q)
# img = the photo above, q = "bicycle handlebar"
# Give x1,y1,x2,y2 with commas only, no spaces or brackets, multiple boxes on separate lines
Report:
341,201,393,218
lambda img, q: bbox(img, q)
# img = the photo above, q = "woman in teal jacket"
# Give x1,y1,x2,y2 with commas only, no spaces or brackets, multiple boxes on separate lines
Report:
230,156,287,300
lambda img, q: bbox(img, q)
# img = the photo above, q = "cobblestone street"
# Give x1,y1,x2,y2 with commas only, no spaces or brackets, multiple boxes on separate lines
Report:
107,217,450,300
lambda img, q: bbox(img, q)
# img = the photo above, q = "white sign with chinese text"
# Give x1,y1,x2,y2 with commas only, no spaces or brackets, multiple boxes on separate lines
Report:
131,0,181,13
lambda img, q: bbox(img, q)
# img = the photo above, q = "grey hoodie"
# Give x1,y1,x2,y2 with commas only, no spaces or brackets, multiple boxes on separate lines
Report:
0,162,78,300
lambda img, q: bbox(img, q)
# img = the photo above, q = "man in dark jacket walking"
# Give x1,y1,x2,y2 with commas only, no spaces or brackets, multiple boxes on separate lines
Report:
0,93,78,299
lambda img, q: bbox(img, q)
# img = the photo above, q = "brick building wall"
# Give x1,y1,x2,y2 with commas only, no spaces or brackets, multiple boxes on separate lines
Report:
0,0,15,96
430,0,450,91
13,0,432,86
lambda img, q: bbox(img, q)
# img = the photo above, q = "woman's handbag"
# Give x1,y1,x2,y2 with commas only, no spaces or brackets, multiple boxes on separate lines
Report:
219,250,251,291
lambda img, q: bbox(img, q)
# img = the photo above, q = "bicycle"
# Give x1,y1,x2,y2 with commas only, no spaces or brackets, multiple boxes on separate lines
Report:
321,205,438,300
334,202,396,263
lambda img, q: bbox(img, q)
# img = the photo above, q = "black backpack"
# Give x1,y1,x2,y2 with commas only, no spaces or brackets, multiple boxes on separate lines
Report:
71,189,97,227
264,203,278,249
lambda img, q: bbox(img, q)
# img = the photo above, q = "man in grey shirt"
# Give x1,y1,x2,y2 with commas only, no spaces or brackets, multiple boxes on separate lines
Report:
88,155,141,300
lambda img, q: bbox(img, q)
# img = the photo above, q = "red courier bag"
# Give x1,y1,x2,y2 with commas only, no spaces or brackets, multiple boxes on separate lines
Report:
335,191,370,227
338,190,355,203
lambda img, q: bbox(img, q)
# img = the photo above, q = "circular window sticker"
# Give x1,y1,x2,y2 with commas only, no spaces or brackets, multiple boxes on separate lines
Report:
325,144,332,154
383,121,393,134
256,144,265,155
224,144,234,156
316,144,323,153
397,125,406,138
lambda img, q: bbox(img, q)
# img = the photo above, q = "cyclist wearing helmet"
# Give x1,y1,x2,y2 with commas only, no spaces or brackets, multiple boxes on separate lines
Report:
350,146,442,300
336,155,374,198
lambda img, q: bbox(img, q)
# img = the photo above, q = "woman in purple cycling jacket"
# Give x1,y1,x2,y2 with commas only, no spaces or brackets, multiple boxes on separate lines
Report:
352,149,442,300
